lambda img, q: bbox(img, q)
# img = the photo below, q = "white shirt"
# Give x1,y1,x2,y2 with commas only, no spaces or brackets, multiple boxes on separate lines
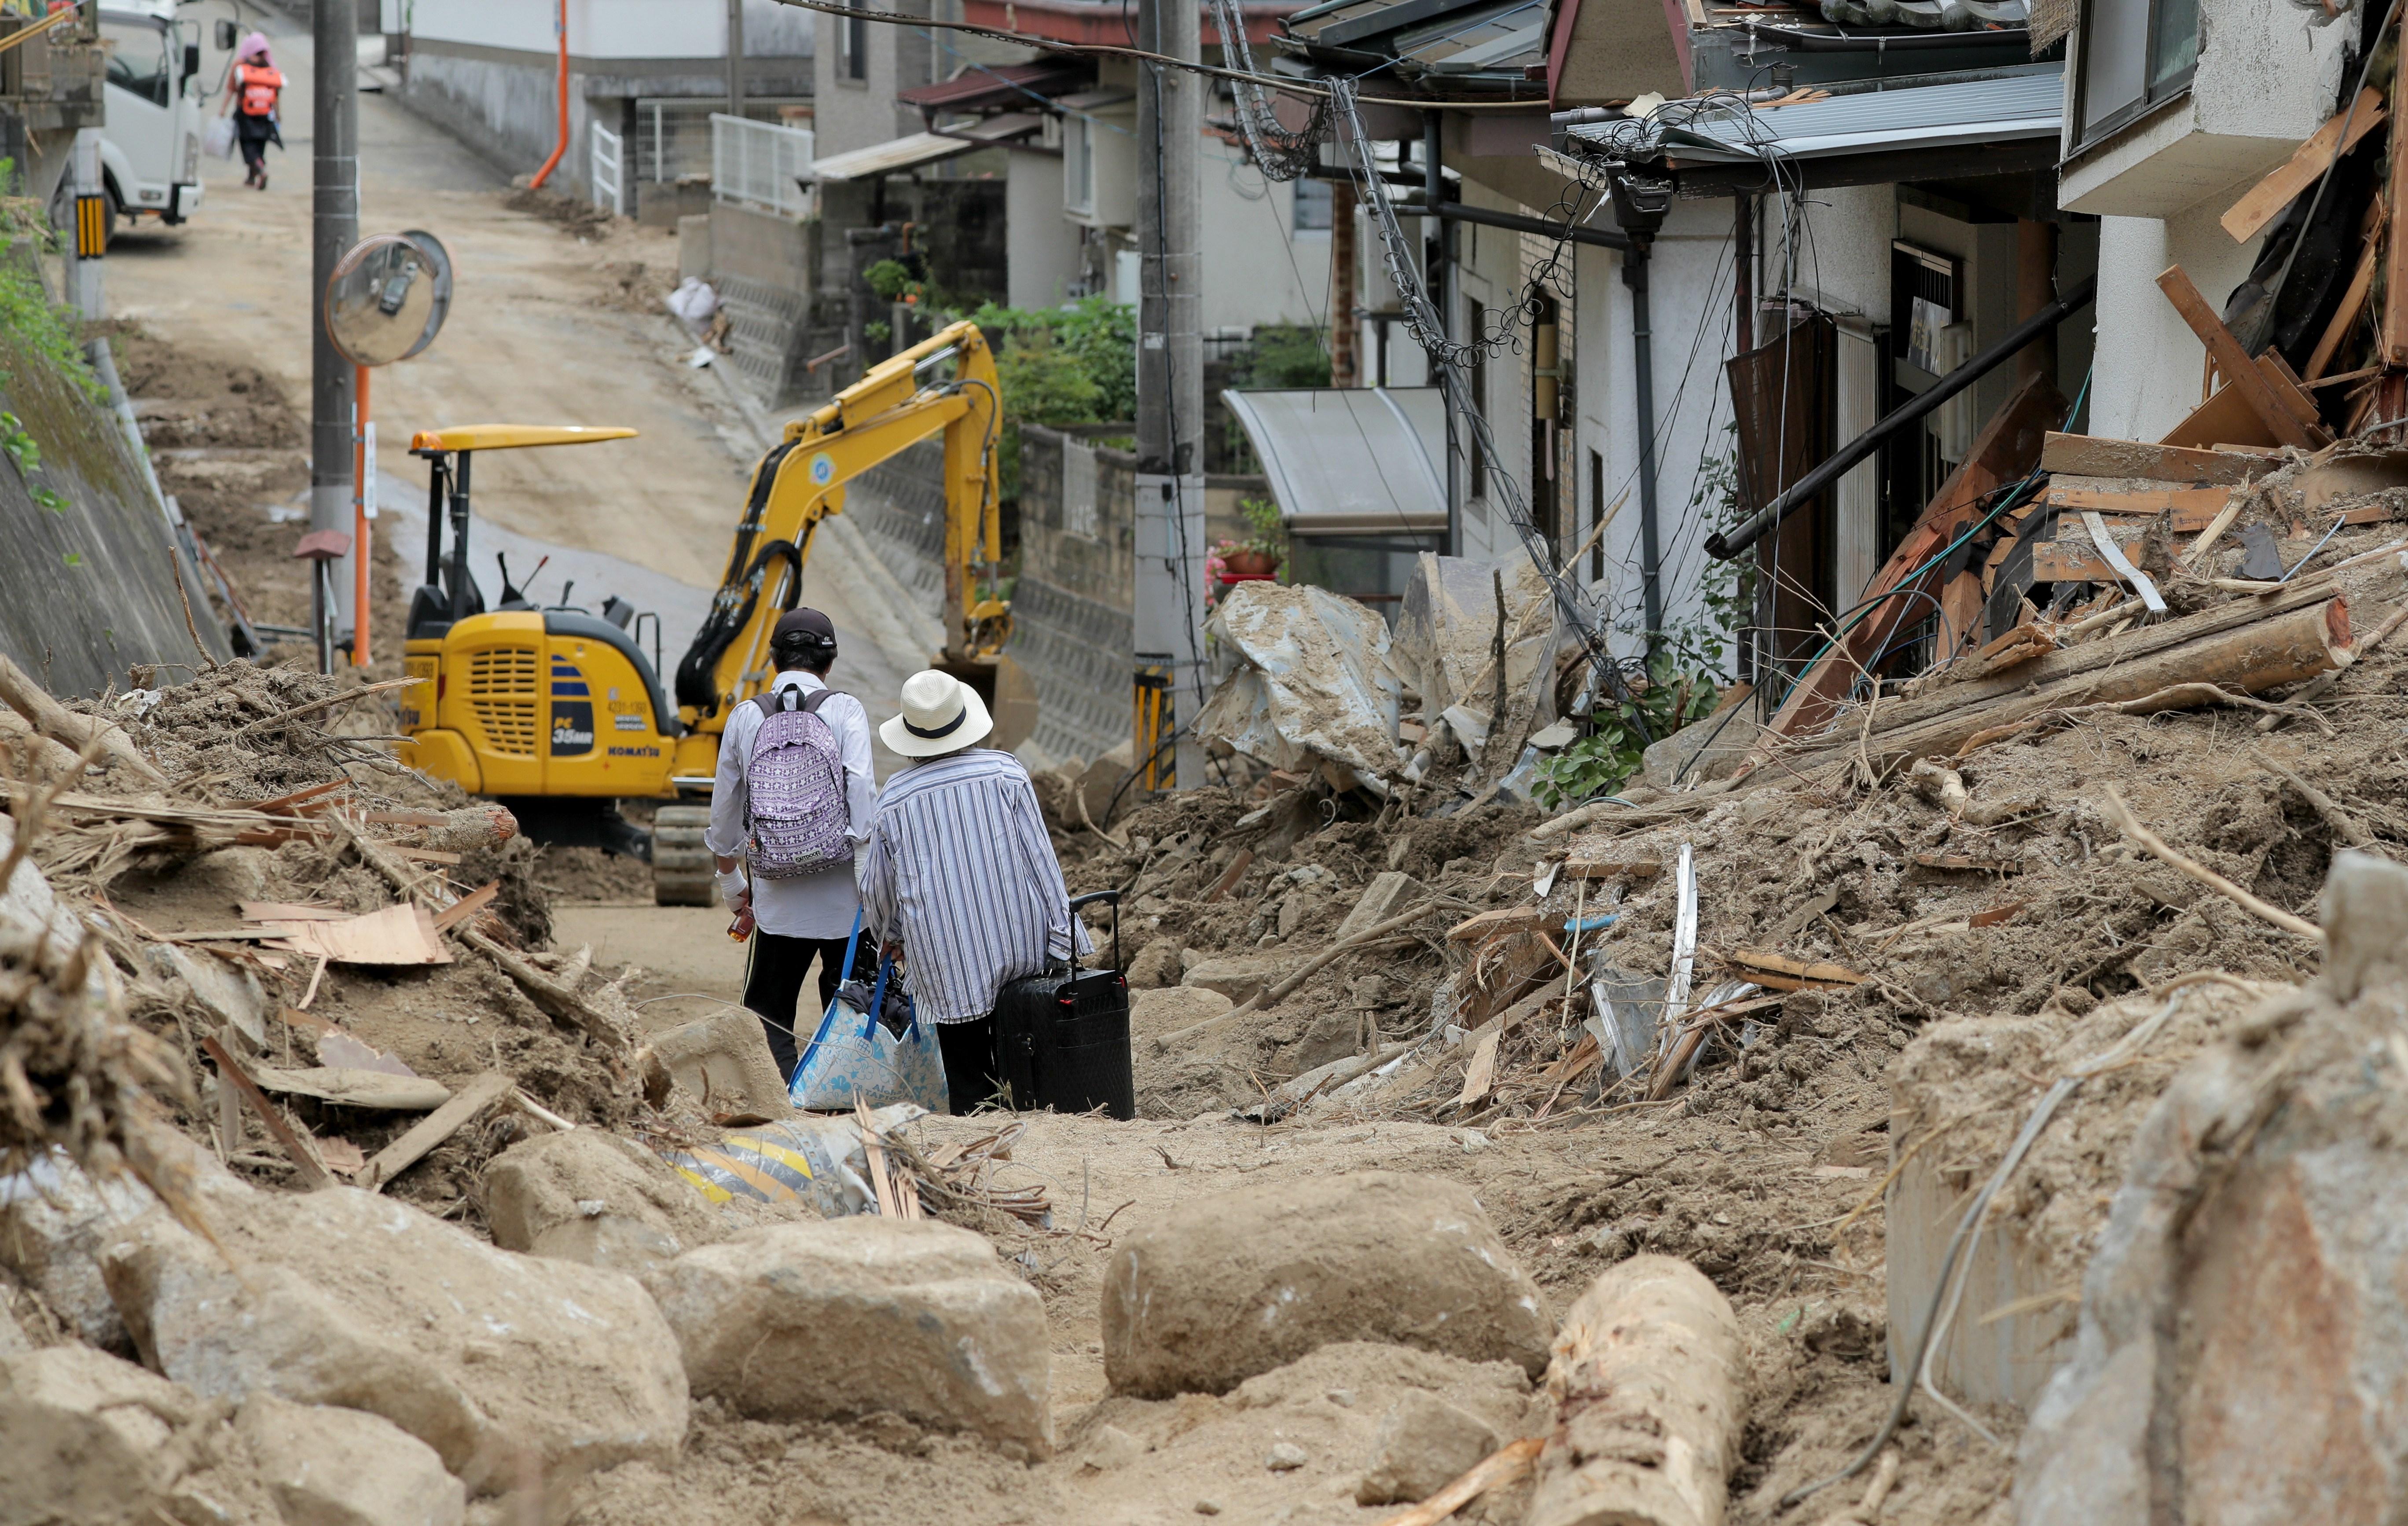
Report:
703,669,878,940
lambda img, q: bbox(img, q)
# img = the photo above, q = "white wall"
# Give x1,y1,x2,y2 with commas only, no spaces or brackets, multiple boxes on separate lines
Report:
2087,198,2258,442
409,0,808,59
1767,183,1893,326
1571,198,1740,661
1198,137,1333,334
1006,147,1079,308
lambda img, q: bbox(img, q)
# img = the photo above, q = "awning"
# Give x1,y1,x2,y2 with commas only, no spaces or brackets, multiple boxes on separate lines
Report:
895,59,1092,112
1222,387,1449,535
808,128,1029,181
1576,63,2063,164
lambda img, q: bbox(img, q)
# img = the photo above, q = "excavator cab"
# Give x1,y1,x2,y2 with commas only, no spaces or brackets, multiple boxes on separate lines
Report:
396,426,673,861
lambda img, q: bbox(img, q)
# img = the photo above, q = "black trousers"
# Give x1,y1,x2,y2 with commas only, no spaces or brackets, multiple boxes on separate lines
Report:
742,928,875,1081
936,1015,998,1116
235,116,273,172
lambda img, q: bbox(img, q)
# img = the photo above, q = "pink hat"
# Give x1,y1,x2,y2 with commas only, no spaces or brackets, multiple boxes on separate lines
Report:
238,31,271,63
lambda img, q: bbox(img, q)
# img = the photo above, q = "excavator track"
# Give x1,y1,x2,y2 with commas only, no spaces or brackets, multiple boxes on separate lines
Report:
651,804,716,906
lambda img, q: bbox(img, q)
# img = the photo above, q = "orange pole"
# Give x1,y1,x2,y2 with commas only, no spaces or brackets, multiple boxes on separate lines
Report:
528,0,569,189
352,363,370,667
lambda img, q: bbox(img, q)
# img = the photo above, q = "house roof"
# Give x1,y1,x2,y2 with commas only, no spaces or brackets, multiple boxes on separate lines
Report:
1571,62,2063,165
808,122,1039,181
954,0,1297,46
895,59,1092,112
1277,0,1549,95
1221,387,1449,534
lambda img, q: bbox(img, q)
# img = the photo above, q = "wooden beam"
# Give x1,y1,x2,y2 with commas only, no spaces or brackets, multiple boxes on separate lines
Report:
2042,485,2232,528
2390,27,2408,365
2306,218,2382,380
2221,88,2386,244
201,1034,335,1191
361,1073,515,1192
2155,264,2327,449
2038,432,2269,484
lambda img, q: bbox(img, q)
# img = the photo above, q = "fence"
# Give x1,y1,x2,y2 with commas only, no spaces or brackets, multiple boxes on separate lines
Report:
633,97,812,186
590,123,623,216
710,113,815,219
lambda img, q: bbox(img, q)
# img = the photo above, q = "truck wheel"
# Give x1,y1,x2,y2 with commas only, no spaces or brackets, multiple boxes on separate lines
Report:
652,804,715,906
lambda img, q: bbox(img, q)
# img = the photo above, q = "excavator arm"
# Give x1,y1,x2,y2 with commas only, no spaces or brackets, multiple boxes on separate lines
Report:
670,320,1025,753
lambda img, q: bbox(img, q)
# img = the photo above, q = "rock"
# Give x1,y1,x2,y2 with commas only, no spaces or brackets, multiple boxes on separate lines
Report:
2320,848,2408,1000
237,1393,467,1526
0,1149,159,1350
1085,1423,1144,1470
1133,984,1233,1039
1336,871,1424,940
482,1129,723,1276
1181,954,1283,1004
1125,939,1182,990
1194,1500,1222,1516
1355,1390,1501,1505
1101,1172,1552,1398
1266,1441,1308,1471
99,1176,687,1494
0,1345,265,1526
145,944,267,1047
646,1007,791,1120
182,846,275,906
641,1218,1051,1454
1638,709,1759,790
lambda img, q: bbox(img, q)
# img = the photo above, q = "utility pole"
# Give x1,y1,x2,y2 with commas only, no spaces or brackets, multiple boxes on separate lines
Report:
1132,0,1205,791
726,0,744,116
312,0,360,645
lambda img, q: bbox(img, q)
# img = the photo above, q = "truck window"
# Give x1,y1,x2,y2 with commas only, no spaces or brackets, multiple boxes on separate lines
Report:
101,16,171,108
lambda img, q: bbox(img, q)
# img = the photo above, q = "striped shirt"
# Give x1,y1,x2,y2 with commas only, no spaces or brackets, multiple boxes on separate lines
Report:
858,748,1090,1025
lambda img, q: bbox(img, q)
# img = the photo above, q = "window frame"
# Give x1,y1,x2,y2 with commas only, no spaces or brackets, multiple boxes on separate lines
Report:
2070,0,2199,150
838,0,868,82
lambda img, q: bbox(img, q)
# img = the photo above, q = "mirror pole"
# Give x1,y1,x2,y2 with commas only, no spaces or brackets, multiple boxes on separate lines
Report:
449,451,474,622
311,0,360,646
352,363,371,666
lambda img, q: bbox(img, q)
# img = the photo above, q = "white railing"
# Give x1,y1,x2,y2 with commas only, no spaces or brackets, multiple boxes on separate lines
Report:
590,122,624,217
711,113,814,218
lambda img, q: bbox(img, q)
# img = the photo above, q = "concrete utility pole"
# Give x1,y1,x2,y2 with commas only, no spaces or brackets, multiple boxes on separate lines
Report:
726,0,744,116
312,0,360,642
67,129,103,319
1132,0,1205,791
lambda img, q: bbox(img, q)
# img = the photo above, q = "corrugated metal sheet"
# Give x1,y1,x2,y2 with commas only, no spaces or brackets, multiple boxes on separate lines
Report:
1577,63,2063,162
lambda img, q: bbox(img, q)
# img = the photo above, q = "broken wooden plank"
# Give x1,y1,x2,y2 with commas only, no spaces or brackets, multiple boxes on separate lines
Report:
260,903,451,966
2222,87,2386,243
1454,1027,1502,1109
1201,848,1255,905
431,881,499,933
2157,265,2329,450
2042,484,2232,529
2308,236,2380,380
361,1072,515,1192
1725,948,1863,989
244,1066,453,1111
238,901,346,922
1561,857,1663,882
200,1034,335,1191
1446,906,1549,943
1912,851,2027,875
2039,433,2270,485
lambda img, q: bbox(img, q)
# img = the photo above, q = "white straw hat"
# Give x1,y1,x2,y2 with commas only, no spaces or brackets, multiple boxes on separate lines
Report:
880,668,994,757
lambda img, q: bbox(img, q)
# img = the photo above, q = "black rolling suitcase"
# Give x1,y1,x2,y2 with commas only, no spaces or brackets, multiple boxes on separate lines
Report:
992,890,1135,1121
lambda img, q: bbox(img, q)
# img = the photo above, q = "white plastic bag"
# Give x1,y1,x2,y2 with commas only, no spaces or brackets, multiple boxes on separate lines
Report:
203,116,236,161
789,934,948,1115
664,276,717,324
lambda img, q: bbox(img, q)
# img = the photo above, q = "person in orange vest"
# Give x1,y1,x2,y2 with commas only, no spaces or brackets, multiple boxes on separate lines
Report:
222,32,284,191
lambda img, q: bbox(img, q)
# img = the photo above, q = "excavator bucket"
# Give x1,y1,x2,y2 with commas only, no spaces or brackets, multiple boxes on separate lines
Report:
939,651,1038,753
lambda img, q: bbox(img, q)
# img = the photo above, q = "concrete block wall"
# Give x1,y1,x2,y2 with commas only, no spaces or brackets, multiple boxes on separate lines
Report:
1013,424,1137,765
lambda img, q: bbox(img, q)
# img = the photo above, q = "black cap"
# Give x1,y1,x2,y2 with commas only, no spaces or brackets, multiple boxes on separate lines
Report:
773,608,837,648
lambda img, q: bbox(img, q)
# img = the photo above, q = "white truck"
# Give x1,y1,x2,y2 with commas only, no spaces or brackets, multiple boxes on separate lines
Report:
92,0,208,235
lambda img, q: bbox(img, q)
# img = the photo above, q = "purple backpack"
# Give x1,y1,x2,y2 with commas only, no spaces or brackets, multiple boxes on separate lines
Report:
745,688,852,878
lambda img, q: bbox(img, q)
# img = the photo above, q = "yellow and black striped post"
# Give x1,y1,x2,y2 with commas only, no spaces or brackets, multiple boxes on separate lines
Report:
72,194,104,260
1133,661,1174,792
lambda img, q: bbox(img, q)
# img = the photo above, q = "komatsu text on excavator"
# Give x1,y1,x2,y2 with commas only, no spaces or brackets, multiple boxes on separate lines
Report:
396,322,1034,903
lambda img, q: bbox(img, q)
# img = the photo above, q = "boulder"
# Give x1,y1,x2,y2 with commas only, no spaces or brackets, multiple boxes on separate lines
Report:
0,1345,280,1526
1131,984,1233,1039
237,1394,466,1526
1125,939,1182,990
99,1178,687,1494
642,1218,1051,1454
1335,871,1424,941
1356,1390,1499,1505
1182,954,1284,1004
0,1150,160,1350
482,1129,722,1276
1101,1172,1552,1398
646,1007,791,1121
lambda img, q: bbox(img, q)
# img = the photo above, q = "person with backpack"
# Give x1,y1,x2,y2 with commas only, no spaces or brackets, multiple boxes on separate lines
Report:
222,33,284,191
707,608,877,1080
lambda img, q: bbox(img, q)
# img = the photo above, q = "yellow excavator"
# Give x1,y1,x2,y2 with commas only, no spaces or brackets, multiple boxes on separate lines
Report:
396,321,1035,904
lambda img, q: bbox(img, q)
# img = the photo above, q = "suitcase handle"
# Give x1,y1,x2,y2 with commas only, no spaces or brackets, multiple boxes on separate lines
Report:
1068,889,1120,974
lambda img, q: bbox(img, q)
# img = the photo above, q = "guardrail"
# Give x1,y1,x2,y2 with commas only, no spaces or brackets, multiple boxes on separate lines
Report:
710,113,814,218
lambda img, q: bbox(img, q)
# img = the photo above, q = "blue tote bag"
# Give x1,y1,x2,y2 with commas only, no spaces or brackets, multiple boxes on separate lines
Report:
788,913,950,1114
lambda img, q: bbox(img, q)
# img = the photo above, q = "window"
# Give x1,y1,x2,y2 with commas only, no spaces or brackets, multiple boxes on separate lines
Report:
1292,177,1332,233
838,0,867,81
2073,0,2198,147
1468,350,1488,499
102,15,172,108
1065,115,1095,216
1589,449,1605,581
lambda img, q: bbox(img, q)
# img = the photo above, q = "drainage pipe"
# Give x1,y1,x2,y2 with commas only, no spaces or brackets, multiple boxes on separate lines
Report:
529,0,569,190
1626,236,1663,641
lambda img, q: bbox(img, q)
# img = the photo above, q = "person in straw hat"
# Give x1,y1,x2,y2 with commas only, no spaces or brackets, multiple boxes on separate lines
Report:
859,668,1089,1113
